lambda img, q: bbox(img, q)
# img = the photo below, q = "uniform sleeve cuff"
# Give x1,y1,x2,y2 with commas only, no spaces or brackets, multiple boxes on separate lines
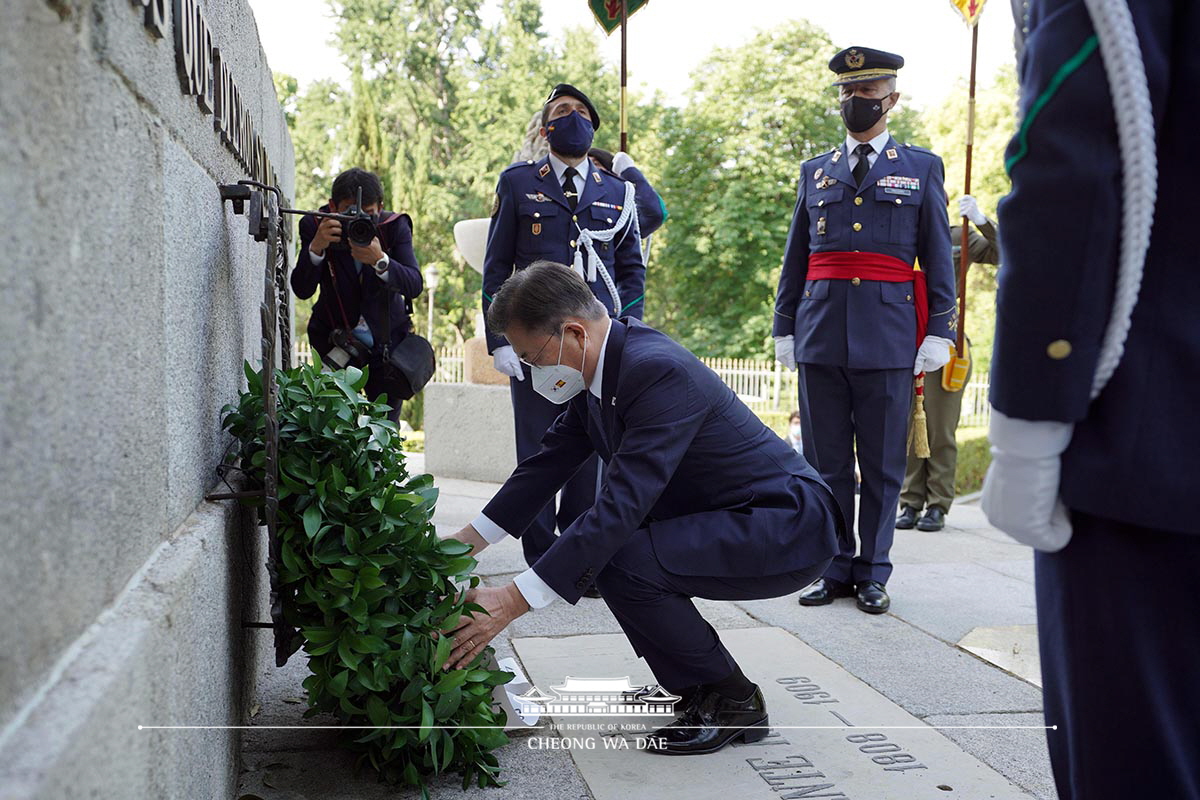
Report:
308,248,326,265
471,513,510,545
988,408,1074,459
513,568,563,609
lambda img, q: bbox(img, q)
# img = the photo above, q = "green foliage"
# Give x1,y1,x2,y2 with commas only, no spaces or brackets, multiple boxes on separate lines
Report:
222,359,511,791
954,426,991,496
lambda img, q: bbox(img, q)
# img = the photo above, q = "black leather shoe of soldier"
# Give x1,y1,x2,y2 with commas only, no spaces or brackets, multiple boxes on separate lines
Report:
643,686,769,755
581,585,603,598
797,578,853,606
895,506,920,529
916,508,945,531
855,581,891,614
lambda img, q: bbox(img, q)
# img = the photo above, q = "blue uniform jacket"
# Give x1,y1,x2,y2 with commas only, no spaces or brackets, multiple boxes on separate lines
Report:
620,164,667,236
482,319,843,604
773,137,957,370
483,157,646,353
992,0,1197,535
291,208,423,357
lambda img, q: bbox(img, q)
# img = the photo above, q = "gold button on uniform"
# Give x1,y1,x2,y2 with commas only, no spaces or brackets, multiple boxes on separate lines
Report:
854,197,863,206
1047,339,1073,360
533,212,541,218
818,199,825,207
906,294,912,301
851,277,861,286
853,222,862,232
572,214,578,221
570,240,576,247
805,290,811,297
895,198,902,205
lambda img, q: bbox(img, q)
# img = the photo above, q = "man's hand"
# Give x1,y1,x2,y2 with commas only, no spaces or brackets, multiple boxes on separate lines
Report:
980,409,1075,552
450,524,489,556
350,236,385,267
310,217,342,255
442,584,530,670
774,335,797,371
493,345,524,380
958,195,987,226
914,335,955,375
612,151,635,175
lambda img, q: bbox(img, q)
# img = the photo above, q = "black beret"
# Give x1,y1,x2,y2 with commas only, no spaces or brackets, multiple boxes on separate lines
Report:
544,83,600,130
828,46,905,86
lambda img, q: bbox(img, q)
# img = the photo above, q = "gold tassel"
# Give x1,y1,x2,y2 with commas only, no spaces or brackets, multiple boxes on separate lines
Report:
909,375,931,459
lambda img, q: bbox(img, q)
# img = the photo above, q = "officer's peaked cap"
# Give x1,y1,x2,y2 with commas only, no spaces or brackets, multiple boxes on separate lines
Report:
829,46,904,86
544,83,600,130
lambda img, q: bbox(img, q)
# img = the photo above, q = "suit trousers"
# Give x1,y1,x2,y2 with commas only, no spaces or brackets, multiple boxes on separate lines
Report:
900,357,972,514
1036,511,1200,800
595,530,831,691
797,364,911,585
509,369,600,567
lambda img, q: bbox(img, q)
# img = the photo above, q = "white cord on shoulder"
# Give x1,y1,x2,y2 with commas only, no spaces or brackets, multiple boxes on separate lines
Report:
572,180,637,314
1082,0,1157,399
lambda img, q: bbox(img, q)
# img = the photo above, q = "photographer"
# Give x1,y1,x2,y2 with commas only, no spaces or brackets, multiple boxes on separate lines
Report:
291,168,423,422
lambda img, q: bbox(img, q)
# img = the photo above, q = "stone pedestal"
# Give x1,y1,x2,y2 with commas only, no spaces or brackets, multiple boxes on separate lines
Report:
464,336,509,386
424,383,516,483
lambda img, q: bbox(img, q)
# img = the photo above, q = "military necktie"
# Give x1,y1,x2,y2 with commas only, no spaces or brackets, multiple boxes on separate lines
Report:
562,166,579,210
852,143,874,187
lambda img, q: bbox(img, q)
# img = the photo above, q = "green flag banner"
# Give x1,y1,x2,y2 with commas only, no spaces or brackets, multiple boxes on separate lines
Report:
589,0,649,35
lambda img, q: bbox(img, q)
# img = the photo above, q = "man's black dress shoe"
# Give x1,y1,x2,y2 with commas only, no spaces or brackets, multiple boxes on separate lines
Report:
797,578,853,606
895,506,920,529
644,686,769,755
917,507,946,531
855,581,890,614
581,585,603,599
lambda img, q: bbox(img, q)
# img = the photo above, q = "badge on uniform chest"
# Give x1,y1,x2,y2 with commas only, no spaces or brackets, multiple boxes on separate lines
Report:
532,223,542,235
877,175,920,192
817,216,827,236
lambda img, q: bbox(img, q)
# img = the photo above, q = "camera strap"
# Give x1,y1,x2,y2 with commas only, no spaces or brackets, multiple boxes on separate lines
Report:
325,260,356,332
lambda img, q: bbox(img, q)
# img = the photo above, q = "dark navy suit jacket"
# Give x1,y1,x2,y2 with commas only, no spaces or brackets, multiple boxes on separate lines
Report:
773,136,957,369
482,157,646,353
291,207,423,358
482,319,843,604
992,0,1197,535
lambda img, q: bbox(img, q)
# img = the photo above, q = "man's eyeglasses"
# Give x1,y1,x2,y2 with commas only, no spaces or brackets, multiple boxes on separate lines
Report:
519,333,557,367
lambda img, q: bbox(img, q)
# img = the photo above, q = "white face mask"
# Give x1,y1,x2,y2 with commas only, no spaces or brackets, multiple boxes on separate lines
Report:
531,326,588,405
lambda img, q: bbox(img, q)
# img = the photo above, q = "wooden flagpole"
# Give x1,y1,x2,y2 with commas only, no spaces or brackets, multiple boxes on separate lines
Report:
620,0,628,152
957,23,979,360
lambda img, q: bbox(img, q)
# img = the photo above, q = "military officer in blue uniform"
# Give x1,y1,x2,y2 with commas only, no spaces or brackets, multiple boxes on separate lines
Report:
983,2,1200,797
483,84,647,576
773,47,957,613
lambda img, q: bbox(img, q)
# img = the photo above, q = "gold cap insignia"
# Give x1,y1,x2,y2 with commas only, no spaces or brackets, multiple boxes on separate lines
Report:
846,49,866,69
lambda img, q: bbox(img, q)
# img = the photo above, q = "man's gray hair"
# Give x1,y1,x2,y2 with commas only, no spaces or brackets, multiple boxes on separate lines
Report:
487,261,606,337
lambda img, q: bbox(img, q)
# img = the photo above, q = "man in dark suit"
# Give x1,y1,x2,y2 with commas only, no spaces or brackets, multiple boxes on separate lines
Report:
447,262,842,756
483,84,647,573
773,47,958,613
291,168,423,422
983,2,1199,797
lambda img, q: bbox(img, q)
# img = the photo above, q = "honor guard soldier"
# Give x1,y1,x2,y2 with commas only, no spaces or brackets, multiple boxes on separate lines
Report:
483,84,647,578
983,1,1200,796
773,47,957,613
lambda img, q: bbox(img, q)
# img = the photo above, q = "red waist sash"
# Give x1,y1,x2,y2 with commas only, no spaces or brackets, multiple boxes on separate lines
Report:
807,251,927,345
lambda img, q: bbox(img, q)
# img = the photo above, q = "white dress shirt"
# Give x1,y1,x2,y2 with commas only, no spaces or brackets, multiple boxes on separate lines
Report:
845,128,892,174
548,152,589,201
471,317,613,608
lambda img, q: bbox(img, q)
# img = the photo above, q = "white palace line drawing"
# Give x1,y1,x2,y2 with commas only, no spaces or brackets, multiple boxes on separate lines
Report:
513,677,682,717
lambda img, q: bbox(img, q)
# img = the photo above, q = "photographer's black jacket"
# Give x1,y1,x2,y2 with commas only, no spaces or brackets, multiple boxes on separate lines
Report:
292,206,423,359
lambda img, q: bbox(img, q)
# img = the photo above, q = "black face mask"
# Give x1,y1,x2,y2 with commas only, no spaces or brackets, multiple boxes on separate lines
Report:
841,95,889,133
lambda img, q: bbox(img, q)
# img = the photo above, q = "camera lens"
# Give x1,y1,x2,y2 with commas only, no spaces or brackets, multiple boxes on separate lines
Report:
347,218,375,247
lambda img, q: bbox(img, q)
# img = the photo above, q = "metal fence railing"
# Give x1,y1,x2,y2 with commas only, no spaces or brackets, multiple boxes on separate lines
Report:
294,341,991,427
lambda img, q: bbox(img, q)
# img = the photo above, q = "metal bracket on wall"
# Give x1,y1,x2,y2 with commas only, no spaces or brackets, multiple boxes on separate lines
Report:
215,180,297,668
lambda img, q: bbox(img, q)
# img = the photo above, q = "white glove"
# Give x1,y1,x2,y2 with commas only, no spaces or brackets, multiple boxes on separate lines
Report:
612,151,635,175
774,336,797,371
981,409,1075,551
913,335,955,375
492,345,525,381
958,195,987,226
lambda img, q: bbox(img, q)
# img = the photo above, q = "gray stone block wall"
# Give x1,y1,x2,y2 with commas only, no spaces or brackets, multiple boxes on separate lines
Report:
0,0,293,796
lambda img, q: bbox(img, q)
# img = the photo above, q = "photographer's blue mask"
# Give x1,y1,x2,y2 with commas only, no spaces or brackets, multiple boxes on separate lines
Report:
545,111,595,158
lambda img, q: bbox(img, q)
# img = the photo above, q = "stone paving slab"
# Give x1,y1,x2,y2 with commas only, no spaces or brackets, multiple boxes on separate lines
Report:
884,561,1039,643
512,628,1034,800
958,626,1043,688
922,714,1056,800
